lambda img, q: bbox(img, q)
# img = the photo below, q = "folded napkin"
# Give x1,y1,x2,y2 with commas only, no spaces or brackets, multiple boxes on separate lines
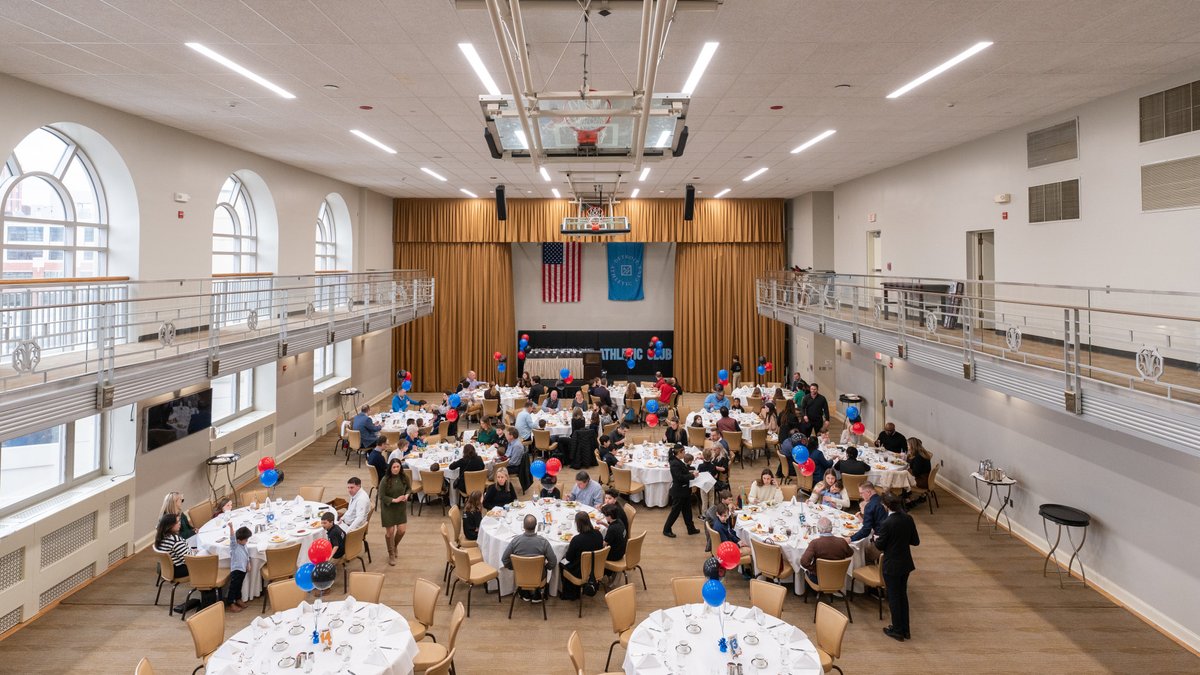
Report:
300,600,313,615
364,647,390,666
254,616,272,631
655,609,673,631
293,494,304,504
388,617,408,635
631,628,659,648
217,664,239,675
636,653,663,670
752,606,765,625
342,595,357,616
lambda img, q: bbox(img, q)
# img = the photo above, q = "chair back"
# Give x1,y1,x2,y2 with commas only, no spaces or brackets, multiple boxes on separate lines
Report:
567,630,585,673
612,467,634,492
927,462,940,490
297,486,326,502
463,469,488,496
533,428,553,450
781,484,799,502
446,601,467,650
537,393,548,406
267,579,309,610
686,426,707,448
135,657,155,675
815,602,850,659
602,421,618,438
420,470,447,497
450,544,473,583
749,578,787,619
604,583,636,634
242,488,269,506
750,538,786,578
841,473,868,503
347,429,362,451
590,396,601,407
814,557,852,592
342,525,367,562
482,397,501,418
187,501,213,530
721,430,744,453
622,503,637,532
749,427,767,452
795,471,814,493
624,531,646,568
413,577,441,627
511,554,547,591
347,571,385,603
512,396,528,411
263,542,301,579
154,551,183,583
625,399,642,418
582,546,610,582
670,576,706,605
596,459,611,485
448,505,464,541
438,420,451,438
382,429,401,447
185,601,224,659
425,649,455,675
182,554,220,588
703,521,719,552
440,523,455,566
747,395,763,413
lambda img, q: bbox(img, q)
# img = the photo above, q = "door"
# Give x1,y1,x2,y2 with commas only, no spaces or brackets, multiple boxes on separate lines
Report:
966,230,996,330
874,362,887,431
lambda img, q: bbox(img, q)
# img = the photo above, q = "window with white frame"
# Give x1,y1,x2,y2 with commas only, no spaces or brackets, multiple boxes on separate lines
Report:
313,343,335,384
0,414,102,514
212,175,257,274
211,368,255,425
1,127,107,280
315,200,337,272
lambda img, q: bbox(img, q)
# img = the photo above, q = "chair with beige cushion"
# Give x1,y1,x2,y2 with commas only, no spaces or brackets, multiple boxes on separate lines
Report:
267,579,310,611
750,538,794,585
602,421,618,438
721,430,746,468
440,523,482,590
841,473,868,507
180,554,230,621
803,556,854,622
447,505,478,549
185,601,224,675
347,571,385,603
612,467,645,502
670,576,706,605
686,425,707,449
408,577,441,643
747,395,764,415
775,445,794,485
187,501,213,530
382,429,401,448
344,429,362,466
532,429,558,459
336,525,369,591
411,602,464,674
748,427,768,462
462,469,490,501
909,463,941,513
815,602,849,674
417,470,449,516
561,546,610,618
625,398,643,426
482,397,501,421
595,457,612,486
241,488,269,507
152,551,189,617
851,553,887,620
781,484,800,502
603,583,636,670
508,555,549,620
448,542,499,616
568,629,624,675
297,486,326,503
135,657,155,675
260,542,302,611
750,578,787,619
605,531,647,590
423,650,455,675
622,503,637,533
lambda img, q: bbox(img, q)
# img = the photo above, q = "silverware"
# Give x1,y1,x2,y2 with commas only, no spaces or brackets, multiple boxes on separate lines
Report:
230,639,248,644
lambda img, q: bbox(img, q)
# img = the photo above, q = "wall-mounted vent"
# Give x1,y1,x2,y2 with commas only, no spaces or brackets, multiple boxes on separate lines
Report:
327,394,340,413
0,548,24,592
0,607,22,634
1141,154,1200,211
1028,179,1080,222
39,563,94,609
263,424,274,446
233,433,257,456
1140,80,1200,142
108,495,129,529
315,399,323,415
107,543,128,568
1027,119,1078,167
40,512,97,569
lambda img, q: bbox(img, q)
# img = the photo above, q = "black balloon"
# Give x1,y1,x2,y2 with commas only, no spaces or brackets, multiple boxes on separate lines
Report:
703,556,722,580
312,561,337,591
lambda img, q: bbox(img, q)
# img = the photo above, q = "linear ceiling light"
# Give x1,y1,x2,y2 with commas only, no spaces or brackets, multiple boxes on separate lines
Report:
681,42,719,95
886,41,993,99
539,166,552,182
743,167,768,182
349,129,397,154
459,188,478,198
791,129,836,154
630,188,640,198
421,167,448,182
551,188,562,198
458,43,502,96
185,42,295,99
639,167,651,182
714,188,731,198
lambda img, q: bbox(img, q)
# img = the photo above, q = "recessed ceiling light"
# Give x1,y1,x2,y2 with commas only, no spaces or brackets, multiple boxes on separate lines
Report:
459,43,501,96
526,190,533,194
639,167,651,182
743,167,768,182
887,41,992,99
539,166,551,182
658,190,665,194
681,41,719,95
349,129,396,154
184,42,296,99
421,167,448,182
630,188,640,198
459,188,478,198
551,188,562,198
714,188,731,198
654,130,671,148
322,84,339,90
791,129,836,154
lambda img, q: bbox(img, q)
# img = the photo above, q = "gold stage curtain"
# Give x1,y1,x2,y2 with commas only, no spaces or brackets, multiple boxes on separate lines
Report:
674,243,786,392
392,243,516,392
394,198,784,243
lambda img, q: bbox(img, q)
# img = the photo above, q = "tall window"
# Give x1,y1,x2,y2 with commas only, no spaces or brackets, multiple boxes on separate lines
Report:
313,344,335,384
212,175,257,274
0,415,101,513
315,200,337,271
211,368,255,425
1,127,107,280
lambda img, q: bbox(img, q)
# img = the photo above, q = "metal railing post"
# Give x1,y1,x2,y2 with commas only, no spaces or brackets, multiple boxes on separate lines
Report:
1072,308,1083,413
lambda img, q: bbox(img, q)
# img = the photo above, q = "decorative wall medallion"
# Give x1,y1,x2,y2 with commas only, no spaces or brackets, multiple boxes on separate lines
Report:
305,302,316,320
1135,346,1164,381
158,321,177,347
1005,326,1022,352
246,309,259,331
924,311,939,333
12,340,40,373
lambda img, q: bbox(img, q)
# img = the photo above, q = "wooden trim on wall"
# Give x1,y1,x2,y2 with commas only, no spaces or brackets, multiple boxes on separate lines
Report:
0,276,131,286
210,272,275,278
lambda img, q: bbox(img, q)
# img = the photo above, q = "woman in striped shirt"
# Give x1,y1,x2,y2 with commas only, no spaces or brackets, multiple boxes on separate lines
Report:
154,513,191,578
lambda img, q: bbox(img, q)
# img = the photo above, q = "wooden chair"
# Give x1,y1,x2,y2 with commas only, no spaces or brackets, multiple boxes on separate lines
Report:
775,445,794,484
266,579,309,611
803,556,854,622
260,542,301,611
686,425,707,448
567,629,625,675
561,546,610,617
347,571,385,603
180,554,230,620
408,577,441,643
622,503,637,534
841,473,868,507
602,421,618,438
185,601,223,675
297,485,326,503
748,427,768,463
152,551,189,617
603,583,636,670
135,657,155,675
439,523,482,591
750,578,787,619
815,602,850,674
448,542,499,616
417,470,449,516
750,538,793,584
532,428,558,459
241,488,269,507
382,429,401,447
411,601,465,674
705,522,751,569
851,553,887,620
590,395,601,407
482,397,501,421
624,398,643,426
721,430,746,468
596,457,612,486
537,393,548,406
462,469,489,500
670,576,706,605
512,396,528,411
781,484,800,502
795,470,814,496
344,429,362,466
605,531,647,589
187,501,213,530
612,467,645,502
909,463,941,513
447,505,478,548
509,555,549,620
337,525,369,591
747,395,764,414
437,419,451,438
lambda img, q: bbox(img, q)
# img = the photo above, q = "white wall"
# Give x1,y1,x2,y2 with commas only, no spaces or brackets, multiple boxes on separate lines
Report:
512,243,675,331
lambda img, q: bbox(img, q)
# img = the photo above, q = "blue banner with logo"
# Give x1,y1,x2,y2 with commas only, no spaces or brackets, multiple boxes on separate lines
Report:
607,242,644,301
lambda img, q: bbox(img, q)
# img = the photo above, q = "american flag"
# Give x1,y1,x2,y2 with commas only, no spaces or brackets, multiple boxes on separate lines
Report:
542,242,581,303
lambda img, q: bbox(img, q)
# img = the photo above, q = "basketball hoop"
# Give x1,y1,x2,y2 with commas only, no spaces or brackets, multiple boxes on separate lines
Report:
586,205,605,231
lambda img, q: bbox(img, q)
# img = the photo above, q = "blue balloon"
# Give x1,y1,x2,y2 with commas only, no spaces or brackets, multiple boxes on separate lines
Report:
530,459,547,479
448,393,461,408
792,447,809,465
259,468,279,488
846,406,859,419
626,359,636,369
560,367,570,379
498,362,506,372
848,414,860,424
757,365,766,376
656,340,664,350
702,579,727,607
518,338,528,350
718,369,729,381
401,380,413,391
645,399,659,414
295,563,315,592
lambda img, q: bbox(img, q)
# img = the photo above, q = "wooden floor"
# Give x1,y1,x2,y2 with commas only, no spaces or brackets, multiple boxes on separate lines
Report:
2,394,1196,674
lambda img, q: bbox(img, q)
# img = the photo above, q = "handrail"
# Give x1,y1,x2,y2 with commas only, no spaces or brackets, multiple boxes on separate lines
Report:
0,276,131,286
211,272,275,278
758,270,1200,300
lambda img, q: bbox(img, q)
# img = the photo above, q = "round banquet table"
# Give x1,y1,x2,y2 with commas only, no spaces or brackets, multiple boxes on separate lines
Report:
731,385,795,407
477,499,604,596
685,411,762,443
205,599,419,675
622,603,822,675
618,443,714,507
733,499,866,595
373,411,435,433
530,409,592,437
191,499,331,601
470,386,528,412
404,441,503,503
820,443,915,490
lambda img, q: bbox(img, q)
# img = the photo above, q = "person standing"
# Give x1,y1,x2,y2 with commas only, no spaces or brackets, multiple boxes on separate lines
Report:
875,493,920,641
730,355,742,389
378,458,412,566
797,383,830,434
662,445,700,538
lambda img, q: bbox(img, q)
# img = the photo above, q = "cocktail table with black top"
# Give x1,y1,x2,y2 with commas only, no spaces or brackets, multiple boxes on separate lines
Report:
1039,503,1091,588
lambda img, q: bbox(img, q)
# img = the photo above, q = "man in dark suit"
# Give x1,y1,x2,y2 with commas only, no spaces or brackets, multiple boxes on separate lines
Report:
798,383,830,434
874,493,920,641
591,378,612,407
662,444,699,538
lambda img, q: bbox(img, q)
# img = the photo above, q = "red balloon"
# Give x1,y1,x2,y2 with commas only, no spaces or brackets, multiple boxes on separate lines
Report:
520,334,530,341
404,372,412,381
517,351,526,360
308,538,332,564
493,351,502,361
624,348,634,358
257,456,275,472
719,380,729,387
565,376,573,384
765,362,773,372
851,421,866,435
647,349,655,358
546,458,562,477
800,459,816,476
650,336,659,344
646,413,659,427
447,409,459,422
716,541,741,570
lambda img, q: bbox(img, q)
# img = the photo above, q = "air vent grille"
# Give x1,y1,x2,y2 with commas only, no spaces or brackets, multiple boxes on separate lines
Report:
107,543,127,568
1029,179,1080,222
108,495,129,529
0,548,24,592
263,424,274,446
0,607,22,634
39,563,94,609
1140,80,1200,142
233,433,257,456
40,512,97,569
1027,119,1078,167
1142,155,1200,211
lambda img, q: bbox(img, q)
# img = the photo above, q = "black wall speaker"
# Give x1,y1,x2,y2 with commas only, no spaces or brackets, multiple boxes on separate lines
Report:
495,184,507,221
483,128,503,159
672,126,689,157
683,184,695,221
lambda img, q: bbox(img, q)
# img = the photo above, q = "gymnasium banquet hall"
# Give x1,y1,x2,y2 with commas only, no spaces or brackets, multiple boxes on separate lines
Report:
1,1,1199,673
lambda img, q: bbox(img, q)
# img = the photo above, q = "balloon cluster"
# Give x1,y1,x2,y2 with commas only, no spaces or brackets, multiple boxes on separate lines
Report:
755,356,775,377
644,399,660,427
494,352,509,373
846,405,865,435
446,392,462,423
558,367,573,385
400,369,414,391
296,539,337,592
647,336,663,359
624,347,636,370
531,458,562,480
518,334,530,361
258,456,279,488
698,542,739,607
716,368,729,389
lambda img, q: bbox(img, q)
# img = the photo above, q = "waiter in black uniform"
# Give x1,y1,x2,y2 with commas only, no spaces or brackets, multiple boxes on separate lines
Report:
662,444,699,538
874,493,920,641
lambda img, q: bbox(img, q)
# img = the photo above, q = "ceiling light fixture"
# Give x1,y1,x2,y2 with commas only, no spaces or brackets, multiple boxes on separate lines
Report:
743,167,768,182
349,129,397,154
681,41,719,95
421,167,448,182
458,43,502,96
791,129,836,154
654,130,671,148
639,167,651,182
714,188,731,198
630,188,640,198
539,166,552,182
185,43,295,99
459,188,478,198
551,188,562,198
886,41,993,99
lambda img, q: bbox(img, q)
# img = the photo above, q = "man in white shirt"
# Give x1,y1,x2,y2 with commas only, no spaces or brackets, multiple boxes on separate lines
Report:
515,400,537,440
339,477,371,533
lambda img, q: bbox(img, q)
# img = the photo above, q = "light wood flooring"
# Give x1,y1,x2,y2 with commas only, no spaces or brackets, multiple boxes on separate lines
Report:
1,394,1196,674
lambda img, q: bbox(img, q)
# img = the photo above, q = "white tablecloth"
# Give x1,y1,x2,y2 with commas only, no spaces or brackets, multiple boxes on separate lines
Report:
405,442,502,503
530,409,592,437
192,499,331,601
469,386,528,412
821,444,915,490
731,386,795,406
477,499,603,596
205,599,419,675
686,411,763,443
622,604,822,675
373,411,435,433
525,356,583,380
618,443,714,507
733,500,866,595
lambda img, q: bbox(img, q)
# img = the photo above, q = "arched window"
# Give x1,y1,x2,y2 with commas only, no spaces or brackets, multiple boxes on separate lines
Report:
1,127,107,280
212,174,257,274
315,199,337,271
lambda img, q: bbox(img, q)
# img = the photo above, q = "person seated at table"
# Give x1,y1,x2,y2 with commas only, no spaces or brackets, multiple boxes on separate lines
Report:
502,514,557,602
559,511,605,601
601,503,627,564
515,399,537,441
587,377,609,407
747,468,784,504
449,444,485,494
392,387,418,413
849,483,886,557
542,389,562,411
386,438,410,464
503,426,531,491
538,474,561,500
602,488,630,531
711,503,753,578
351,404,382,449
570,389,587,410
708,428,730,457
800,517,853,584
751,385,764,399
320,511,345,559
211,496,233,519
903,437,934,509
597,436,622,468
161,492,195,539
760,401,780,435
716,407,741,433
365,438,389,481
789,372,809,393
729,398,746,414
662,417,686,445
704,490,736,532
484,467,520,510
594,403,612,427
154,513,192,579
429,392,459,438
339,477,371,533
569,470,603,508
458,369,483,393
656,376,675,404
224,524,253,612
875,422,907,454
809,471,850,510
607,423,629,450
517,372,533,389
777,427,804,479
474,416,501,445
834,446,870,477
484,382,501,401
703,385,731,412
527,376,546,406
462,491,483,542
808,435,832,482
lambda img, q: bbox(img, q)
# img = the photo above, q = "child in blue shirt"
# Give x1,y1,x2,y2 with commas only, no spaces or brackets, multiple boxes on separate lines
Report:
226,524,252,612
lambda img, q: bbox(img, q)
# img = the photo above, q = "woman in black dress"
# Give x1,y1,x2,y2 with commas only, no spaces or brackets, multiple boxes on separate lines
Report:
449,444,486,495
560,511,605,600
